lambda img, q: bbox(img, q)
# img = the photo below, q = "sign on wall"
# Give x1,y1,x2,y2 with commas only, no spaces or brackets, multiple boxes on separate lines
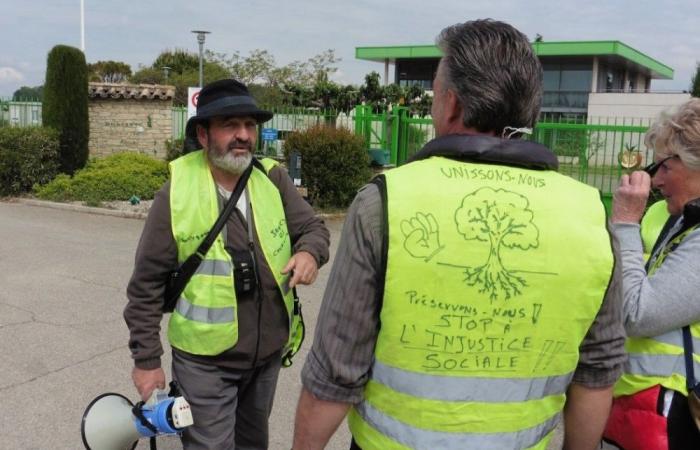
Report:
187,87,201,119
261,128,278,141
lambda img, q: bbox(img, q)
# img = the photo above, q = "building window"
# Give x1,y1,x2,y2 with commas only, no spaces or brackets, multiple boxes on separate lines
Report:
541,60,592,110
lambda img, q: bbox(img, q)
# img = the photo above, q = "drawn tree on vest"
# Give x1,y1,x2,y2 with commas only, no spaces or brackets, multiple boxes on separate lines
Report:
455,187,539,301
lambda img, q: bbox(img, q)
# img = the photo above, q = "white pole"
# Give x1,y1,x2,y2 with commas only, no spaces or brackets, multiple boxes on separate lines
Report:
80,0,85,51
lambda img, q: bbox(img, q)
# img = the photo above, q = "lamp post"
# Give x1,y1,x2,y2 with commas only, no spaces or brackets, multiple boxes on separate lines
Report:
161,66,171,82
191,30,210,87
80,0,85,51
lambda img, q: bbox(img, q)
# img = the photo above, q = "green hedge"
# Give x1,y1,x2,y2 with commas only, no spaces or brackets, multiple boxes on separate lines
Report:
0,127,60,196
35,152,168,205
284,125,372,208
43,45,89,174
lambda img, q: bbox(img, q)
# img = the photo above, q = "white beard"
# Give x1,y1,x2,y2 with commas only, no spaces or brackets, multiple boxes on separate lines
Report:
207,150,252,175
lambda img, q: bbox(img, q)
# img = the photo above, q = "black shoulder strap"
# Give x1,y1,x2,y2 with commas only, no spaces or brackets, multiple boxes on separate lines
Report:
370,175,388,315
645,215,679,271
683,326,699,393
163,160,256,310
189,160,254,260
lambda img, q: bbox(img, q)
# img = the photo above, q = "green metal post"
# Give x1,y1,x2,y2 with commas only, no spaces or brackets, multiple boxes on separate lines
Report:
390,106,401,166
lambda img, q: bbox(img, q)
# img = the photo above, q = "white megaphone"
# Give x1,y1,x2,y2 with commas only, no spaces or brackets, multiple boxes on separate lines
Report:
81,382,193,450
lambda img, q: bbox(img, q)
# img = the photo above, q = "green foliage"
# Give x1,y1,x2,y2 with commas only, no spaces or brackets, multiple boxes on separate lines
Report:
0,127,60,196
153,49,200,75
283,126,372,208
131,49,230,105
12,85,44,101
87,60,132,83
42,45,89,175
35,152,168,204
359,71,432,115
129,67,163,85
207,48,340,88
406,125,430,158
692,62,700,98
361,72,384,110
165,137,185,161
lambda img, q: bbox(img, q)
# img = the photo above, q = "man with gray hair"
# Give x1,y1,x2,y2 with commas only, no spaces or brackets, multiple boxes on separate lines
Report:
292,19,625,449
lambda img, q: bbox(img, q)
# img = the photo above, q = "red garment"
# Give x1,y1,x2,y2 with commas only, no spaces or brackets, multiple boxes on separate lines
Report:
604,385,668,450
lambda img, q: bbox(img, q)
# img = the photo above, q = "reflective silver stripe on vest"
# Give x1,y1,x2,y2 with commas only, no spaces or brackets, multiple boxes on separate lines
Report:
626,352,700,379
372,360,572,402
175,296,235,324
194,259,232,277
652,329,700,351
356,401,559,450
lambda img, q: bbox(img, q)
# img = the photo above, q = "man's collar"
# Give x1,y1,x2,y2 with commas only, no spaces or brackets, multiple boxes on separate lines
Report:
408,134,558,171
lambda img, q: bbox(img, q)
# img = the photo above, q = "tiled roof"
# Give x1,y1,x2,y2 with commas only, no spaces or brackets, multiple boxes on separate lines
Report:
88,83,176,100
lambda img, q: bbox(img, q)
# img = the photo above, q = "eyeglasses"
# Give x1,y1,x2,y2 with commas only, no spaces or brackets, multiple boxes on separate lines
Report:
644,155,677,177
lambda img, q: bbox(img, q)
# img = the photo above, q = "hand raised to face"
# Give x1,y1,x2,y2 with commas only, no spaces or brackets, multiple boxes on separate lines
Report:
612,170,651,224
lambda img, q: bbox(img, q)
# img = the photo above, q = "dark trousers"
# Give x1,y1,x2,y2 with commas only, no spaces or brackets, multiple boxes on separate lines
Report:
666,388,700,450
172,351,282,450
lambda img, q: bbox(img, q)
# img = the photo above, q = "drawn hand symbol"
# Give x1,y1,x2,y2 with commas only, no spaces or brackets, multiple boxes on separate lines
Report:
401,212,444,262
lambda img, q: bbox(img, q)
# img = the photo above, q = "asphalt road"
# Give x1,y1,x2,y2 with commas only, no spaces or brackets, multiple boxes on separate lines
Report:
0,200,563,449
0,201,349,450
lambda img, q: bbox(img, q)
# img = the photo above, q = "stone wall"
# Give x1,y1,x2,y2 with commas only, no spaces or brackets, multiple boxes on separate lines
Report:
87,83,175,159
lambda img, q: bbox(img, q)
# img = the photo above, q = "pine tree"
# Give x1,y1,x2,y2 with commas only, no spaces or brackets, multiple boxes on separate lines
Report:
691,62,700,98
43,45,89,174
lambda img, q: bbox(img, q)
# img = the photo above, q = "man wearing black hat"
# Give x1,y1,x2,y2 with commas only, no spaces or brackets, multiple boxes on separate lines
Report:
124,79,330,449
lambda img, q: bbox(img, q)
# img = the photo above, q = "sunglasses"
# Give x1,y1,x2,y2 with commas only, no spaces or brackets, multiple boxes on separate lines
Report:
644,155,677,177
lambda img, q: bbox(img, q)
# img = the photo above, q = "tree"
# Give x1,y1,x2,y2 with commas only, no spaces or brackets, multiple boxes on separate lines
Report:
129,67,163,85
131,49,230,105
691,62,700,98
87,60,132,83
153,49,200,75
12,85,44,101
357,71,431,115
360,71,384,110
454,187,539,301
206,48,341,88
43,45,89,175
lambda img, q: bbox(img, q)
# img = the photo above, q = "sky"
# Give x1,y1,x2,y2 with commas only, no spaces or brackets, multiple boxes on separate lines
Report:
1,0,699,98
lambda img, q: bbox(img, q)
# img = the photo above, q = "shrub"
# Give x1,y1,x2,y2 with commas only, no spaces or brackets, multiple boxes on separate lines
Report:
0,127,60,196
35,152,168,204
165,137,185,161
42,45,89,175
405,124,429,160
284,125,372,208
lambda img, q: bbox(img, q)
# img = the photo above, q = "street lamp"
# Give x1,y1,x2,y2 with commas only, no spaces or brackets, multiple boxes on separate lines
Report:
161,66,171,82
191,30,211,87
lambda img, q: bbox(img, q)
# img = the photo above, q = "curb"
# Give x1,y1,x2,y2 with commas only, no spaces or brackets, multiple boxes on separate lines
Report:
10,198,346,221
12,198,149,220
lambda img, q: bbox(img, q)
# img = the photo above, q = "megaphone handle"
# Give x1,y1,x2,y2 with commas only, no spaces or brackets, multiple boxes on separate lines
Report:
168,380,182,398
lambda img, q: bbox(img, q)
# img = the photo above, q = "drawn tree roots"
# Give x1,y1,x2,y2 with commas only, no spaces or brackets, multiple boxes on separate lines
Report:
455,187,539,301
463,260,527,301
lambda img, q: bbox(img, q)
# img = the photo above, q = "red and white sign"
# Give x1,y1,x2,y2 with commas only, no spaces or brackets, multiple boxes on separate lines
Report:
187,87,202,120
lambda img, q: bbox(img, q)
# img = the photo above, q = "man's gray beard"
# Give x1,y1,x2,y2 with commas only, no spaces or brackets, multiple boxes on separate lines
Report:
207,150,252,175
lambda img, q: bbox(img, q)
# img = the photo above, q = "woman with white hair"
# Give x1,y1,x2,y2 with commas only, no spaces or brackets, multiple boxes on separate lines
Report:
604,98,700,449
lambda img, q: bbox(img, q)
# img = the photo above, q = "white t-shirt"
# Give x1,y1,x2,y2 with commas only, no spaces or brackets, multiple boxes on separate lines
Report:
217,184,248,219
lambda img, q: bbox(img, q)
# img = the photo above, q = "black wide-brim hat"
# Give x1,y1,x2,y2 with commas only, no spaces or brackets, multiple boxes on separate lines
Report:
185,79,273,143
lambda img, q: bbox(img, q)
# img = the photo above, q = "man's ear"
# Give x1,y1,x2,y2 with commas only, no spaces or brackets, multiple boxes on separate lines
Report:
196,124,208,149
445,89,463,126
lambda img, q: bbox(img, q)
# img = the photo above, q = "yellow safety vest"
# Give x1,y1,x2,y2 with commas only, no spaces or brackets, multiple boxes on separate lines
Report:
640,200,669,260
349,156,614,450
167,151,302,358
615,223,700,397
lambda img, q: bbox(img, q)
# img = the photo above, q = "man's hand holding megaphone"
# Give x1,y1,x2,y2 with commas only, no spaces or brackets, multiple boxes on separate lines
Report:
132,367,166,401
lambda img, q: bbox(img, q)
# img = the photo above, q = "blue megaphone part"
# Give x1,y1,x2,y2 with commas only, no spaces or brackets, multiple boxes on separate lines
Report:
132,389,193,437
